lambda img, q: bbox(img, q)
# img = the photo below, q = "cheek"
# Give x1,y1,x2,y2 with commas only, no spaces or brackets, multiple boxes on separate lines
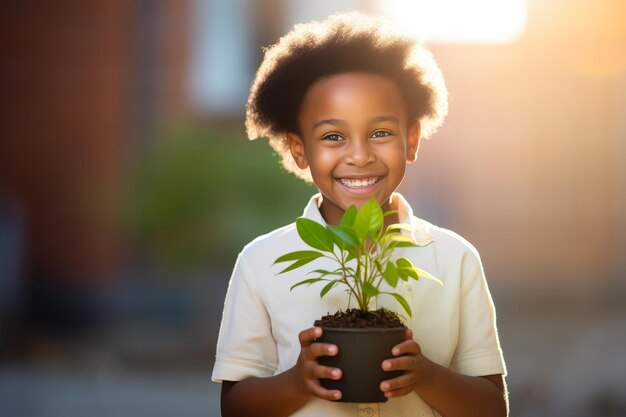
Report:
306,147,337,172
382,143,408,168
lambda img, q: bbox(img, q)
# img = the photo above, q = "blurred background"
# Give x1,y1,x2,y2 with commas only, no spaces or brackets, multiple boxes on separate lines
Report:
0,0,624,416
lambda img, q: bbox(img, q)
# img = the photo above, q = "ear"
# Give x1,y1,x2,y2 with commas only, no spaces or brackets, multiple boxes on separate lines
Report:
406,122,421,163
287,132,309,169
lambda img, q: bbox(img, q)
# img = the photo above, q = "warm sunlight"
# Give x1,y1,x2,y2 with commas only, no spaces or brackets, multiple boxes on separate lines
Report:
375,0,527,43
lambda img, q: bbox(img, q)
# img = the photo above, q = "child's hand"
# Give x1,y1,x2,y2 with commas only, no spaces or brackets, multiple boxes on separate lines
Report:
379,328,426,398
293,326,343,401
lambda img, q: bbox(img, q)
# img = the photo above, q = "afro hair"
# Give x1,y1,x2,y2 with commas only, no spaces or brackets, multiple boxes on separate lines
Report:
246,12,448,182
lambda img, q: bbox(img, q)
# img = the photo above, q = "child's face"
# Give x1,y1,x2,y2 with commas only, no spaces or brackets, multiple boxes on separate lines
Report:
288,72,420,225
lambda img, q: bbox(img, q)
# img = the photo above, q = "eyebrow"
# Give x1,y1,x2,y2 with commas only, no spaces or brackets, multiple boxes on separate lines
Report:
310,115,400,134
369,115,400,125
311,118,344,133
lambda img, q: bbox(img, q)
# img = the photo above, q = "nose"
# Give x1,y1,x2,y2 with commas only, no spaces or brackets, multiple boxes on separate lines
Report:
344,138,375,167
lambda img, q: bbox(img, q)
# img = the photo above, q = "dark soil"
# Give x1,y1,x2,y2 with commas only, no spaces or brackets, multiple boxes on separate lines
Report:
314,308,405,329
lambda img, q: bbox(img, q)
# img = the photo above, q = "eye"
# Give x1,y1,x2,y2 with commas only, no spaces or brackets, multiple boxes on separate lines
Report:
371,130,392,138
322,133,343,142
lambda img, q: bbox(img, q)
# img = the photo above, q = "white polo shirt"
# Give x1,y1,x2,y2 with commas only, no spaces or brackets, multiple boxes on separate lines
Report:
212,193,506,417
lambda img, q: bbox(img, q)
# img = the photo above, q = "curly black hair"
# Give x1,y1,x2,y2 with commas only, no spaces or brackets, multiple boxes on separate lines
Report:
246,12,448,182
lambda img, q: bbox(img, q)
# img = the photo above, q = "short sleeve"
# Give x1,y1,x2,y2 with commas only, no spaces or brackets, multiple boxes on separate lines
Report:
211,251,279,382
450,254,507,377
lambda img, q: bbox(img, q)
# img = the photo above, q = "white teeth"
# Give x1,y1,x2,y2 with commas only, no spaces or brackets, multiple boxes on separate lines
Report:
339,177,379,188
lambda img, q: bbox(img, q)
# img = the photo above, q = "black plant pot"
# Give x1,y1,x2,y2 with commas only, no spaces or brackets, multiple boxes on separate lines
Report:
316,326,406,403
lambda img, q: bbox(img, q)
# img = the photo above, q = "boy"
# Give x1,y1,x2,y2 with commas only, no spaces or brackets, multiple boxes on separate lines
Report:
212,12,508,417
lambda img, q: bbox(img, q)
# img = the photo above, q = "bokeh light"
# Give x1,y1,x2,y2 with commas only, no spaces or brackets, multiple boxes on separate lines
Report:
375,0,527,43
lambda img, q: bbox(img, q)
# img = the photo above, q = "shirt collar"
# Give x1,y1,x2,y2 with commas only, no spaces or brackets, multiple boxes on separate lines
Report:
302,193,434,247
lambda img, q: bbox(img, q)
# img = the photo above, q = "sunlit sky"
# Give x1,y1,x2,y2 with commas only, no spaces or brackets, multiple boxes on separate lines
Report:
375,0,527,43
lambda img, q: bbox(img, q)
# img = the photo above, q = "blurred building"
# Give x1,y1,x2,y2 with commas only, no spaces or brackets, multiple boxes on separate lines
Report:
0,0,191,332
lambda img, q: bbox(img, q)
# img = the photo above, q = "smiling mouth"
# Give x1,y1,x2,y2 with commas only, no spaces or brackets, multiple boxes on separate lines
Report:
338,177,381,188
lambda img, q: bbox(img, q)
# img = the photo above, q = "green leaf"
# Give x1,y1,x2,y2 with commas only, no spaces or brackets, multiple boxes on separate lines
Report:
386,223,413,233
394,241,419,248
307,269,342,277
296,218,335,252
398,267,419,281
396,257,417,281
290,278,324,291
382,261,399,287
384,234,416,245
383,210,398,218
395,257,413,268
354,198,384,240
413,267,443,285
387,292,412,317
340,205,357,227
274,250,324,264
362,281,380,297
327,224,359,250
320,280,338,297
278,257,321,274
389,235,417,246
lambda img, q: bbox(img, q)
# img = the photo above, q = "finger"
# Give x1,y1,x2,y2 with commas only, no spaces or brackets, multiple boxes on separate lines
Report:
380,373,416,395
391,339,421,357
306,341,338,359
404,328,413,341
383,385,415,398
382,355,418,372
306,379,342,401
299,327,322,347
307,363,342,381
